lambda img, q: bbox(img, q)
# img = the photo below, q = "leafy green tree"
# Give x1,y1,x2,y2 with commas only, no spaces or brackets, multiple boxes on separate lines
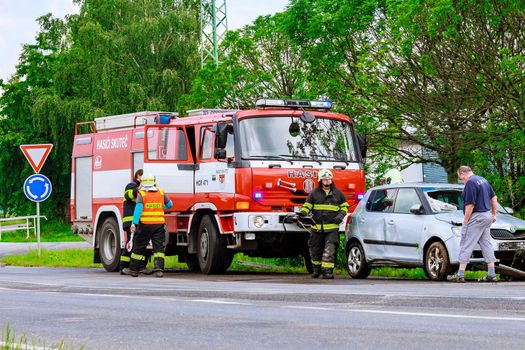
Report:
0,0,200,217
182,13,311,110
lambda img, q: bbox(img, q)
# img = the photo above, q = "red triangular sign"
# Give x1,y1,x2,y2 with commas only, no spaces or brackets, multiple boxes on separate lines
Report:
20,144,53,173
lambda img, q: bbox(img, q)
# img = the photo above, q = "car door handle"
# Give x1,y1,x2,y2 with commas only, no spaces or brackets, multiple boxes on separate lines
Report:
387,220,395,225
359,218,365,223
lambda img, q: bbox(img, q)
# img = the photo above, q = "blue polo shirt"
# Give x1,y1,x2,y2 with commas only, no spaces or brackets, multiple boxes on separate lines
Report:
462,175,495,212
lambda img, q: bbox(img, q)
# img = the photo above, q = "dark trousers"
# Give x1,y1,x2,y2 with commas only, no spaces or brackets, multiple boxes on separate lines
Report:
119,228,149,271
129,224,166,272
309,230,339,270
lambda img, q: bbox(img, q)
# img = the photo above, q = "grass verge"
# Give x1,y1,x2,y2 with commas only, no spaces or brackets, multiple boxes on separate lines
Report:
1,322,85,349
0,249,488,280
0,220,83,243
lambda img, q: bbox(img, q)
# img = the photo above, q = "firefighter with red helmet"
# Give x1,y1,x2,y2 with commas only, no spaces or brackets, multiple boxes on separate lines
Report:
122,173,172,278
299,169,349,279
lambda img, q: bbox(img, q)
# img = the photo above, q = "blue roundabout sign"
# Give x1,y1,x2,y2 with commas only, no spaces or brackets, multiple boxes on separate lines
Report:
23,174,52,202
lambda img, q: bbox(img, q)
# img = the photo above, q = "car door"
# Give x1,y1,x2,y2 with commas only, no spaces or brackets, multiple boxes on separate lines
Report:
384,187,426,262
356,189,397,260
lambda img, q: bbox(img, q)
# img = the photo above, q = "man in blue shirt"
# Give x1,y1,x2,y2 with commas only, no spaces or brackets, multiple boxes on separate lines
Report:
447,166,498,282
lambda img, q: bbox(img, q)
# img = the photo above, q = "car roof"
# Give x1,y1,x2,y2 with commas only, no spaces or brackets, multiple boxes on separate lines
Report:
369,182,464,191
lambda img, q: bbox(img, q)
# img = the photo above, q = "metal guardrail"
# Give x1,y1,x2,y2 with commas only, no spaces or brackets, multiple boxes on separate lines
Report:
0,215,47,240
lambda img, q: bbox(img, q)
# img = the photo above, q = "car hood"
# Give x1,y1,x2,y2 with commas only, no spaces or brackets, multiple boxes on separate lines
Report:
435,211,525,229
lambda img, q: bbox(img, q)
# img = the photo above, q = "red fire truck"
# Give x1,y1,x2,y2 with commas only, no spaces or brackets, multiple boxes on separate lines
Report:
71,99,366,273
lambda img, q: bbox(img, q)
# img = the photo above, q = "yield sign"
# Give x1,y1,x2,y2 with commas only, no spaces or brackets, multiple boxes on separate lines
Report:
20,144,53,173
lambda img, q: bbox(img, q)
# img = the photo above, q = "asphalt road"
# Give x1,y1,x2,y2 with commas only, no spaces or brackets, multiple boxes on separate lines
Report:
1,267,524,350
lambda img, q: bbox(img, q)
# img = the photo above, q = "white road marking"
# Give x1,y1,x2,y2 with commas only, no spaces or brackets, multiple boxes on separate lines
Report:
285,306,525,322
190,299,251,305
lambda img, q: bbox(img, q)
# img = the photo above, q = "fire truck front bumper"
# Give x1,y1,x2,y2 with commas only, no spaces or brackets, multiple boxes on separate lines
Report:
233,212,344,233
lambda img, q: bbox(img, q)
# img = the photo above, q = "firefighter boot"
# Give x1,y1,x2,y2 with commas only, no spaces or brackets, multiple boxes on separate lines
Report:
311,265,322,279
153,256,164,278
121,268,139,277
322,268,334,279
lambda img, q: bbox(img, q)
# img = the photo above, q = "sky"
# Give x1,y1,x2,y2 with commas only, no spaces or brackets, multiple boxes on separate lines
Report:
0,0,289,84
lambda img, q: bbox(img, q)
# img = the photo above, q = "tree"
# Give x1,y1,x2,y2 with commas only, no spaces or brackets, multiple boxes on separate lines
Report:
0,0,200,217
182,13,311,110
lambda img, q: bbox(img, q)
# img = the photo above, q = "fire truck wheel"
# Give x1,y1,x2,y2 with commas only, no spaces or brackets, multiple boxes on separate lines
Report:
197,215,230,274
303,254,314,274
99,217,121,272
184,254,201,272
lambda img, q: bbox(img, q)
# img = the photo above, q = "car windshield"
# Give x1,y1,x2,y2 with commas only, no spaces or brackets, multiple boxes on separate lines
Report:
422,188,509,214
239,116,358,162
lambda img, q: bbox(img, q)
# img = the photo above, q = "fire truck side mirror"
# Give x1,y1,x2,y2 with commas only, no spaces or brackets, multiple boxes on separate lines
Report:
214,149,227,160
357,133,367,161
215,121,229,149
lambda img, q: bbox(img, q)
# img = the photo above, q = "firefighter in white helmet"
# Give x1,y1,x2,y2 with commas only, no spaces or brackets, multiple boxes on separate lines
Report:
299,169,349,279
381,168,404,185
122,173,172,278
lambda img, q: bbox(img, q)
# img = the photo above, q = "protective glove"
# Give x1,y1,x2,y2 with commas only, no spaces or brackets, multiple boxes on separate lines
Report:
297,211,307,217
126,232,134,252
334,213,345,225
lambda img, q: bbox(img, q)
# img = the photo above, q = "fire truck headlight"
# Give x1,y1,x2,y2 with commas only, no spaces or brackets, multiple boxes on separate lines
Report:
253,216,265,228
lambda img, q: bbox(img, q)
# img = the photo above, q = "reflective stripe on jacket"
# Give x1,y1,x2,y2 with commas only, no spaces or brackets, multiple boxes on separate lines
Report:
122,180,140,229
139,189,165,225
300,185,348,232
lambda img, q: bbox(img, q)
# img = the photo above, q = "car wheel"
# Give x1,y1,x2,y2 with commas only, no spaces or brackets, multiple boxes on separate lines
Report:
346,241,371,279
424,241,452,281
99,217,120,272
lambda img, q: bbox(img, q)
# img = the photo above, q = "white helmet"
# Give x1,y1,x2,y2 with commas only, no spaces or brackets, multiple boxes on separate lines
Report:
141,173,157,190
383,169,403,185
318,169,333,180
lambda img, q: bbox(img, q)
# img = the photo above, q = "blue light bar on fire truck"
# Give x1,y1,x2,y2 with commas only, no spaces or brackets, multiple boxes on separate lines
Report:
255,99,332,110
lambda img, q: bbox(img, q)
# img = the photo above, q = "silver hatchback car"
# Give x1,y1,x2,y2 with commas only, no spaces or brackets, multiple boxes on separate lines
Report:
345,183,525,280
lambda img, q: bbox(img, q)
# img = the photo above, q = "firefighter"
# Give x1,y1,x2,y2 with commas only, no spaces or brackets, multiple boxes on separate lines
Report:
122,173,172,278
380,168,404,185
299,169,349,279
119,169,150,274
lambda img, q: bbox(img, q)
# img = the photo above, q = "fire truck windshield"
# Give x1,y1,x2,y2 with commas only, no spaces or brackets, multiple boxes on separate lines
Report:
239,116,358,162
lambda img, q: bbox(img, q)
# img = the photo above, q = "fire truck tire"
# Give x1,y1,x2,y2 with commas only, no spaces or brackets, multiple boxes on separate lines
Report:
184,254,201,272
197,215,230,274
99,217,121,272
303,254,314,274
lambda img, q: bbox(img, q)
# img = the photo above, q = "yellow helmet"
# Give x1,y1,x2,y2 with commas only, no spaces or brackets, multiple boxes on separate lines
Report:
318,169,333,180
141,173,156,189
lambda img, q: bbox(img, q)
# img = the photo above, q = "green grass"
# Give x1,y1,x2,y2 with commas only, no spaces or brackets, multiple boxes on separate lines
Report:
0,249,101,268
0,249,489,280
0,220,83,243
1,323,85,350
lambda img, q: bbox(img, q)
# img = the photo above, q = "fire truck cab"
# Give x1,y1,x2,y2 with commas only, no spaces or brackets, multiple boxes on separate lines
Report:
71,99,366,274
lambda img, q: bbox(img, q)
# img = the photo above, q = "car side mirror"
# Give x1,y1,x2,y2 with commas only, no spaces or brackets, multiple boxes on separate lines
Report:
410,204,424,215
504,207,514,215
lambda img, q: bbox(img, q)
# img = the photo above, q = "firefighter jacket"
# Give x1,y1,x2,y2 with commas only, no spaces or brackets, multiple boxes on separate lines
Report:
122,180,140,229
138,189,166,225
300,185,349,232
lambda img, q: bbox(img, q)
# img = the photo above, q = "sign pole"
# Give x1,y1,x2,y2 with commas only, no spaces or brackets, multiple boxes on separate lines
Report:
36,202,41,257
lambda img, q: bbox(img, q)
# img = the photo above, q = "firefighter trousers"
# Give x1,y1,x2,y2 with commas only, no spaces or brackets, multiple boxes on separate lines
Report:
119,228,149,271
129,224,166,272
308,230,339,271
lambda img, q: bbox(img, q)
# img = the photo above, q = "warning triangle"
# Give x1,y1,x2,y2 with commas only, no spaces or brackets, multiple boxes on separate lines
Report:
20,144,53,173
